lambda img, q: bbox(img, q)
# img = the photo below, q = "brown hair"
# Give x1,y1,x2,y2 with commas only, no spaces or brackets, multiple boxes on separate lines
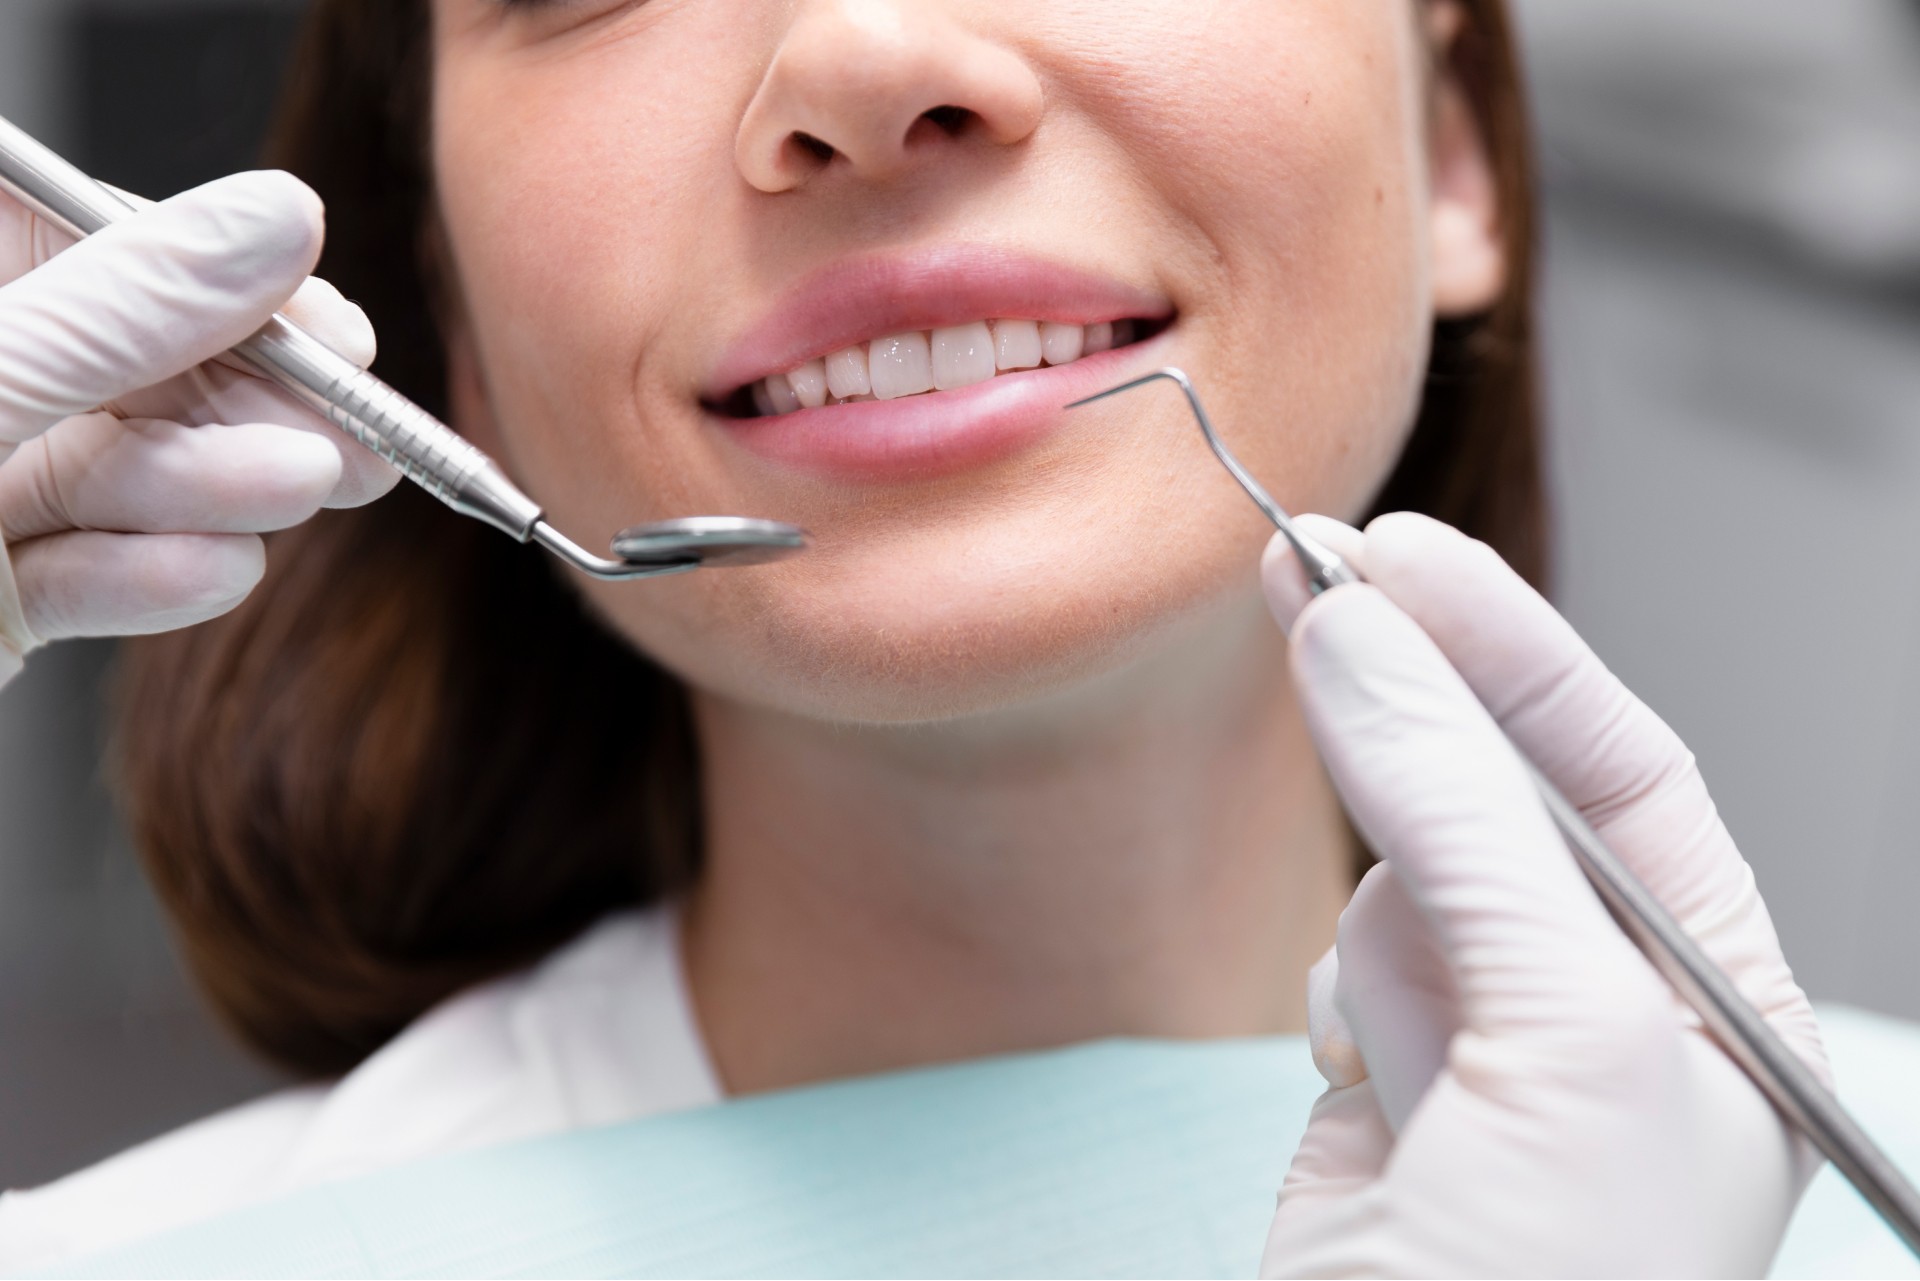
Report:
116,0,1544,1077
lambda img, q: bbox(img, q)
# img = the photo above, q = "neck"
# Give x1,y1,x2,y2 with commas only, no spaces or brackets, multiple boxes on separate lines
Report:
681,594,1352,1096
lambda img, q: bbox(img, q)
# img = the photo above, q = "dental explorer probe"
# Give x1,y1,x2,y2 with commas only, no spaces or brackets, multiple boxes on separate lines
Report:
1070,368,1920,1258
0,114,808,580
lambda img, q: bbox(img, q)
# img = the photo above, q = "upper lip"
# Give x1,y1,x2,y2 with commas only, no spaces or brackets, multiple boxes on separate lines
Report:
701,245,1173,402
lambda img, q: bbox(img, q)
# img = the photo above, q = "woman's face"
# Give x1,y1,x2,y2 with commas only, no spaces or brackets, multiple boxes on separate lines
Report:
429,0,1502,723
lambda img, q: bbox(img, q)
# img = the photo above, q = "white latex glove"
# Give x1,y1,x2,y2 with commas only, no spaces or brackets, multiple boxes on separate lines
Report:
0,170,400,688
1256,511,1828,1278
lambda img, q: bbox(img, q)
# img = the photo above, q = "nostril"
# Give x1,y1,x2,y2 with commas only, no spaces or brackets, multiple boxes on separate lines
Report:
920,105,974,137
791,131,835,164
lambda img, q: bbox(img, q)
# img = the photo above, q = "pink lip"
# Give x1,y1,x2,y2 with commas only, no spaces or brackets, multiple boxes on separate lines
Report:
702,246,1171,400
703,246,1174,482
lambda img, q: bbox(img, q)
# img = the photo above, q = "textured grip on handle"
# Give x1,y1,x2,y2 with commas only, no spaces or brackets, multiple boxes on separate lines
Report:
234,319,544,541
319,371,489,500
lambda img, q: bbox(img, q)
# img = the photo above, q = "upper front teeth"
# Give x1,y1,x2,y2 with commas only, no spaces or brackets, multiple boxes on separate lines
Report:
871,331,934,400
931,322,993,392
749,318,1134,415
825,347,869,399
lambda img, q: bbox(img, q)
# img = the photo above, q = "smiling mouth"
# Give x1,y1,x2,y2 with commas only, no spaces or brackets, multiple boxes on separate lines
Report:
711,315,1170,418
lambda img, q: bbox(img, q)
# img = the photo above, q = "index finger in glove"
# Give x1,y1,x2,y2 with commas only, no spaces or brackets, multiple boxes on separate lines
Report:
1278,575,1654,1048
0,186,77,282
0,179,159,280
1338,512,1823,1073
111,274,399,509
1,182,373,373
0,183,393,506
0,170,321,444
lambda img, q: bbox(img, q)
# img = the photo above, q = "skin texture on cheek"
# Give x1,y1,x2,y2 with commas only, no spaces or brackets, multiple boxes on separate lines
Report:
432,4,749,518
429,0,1441,726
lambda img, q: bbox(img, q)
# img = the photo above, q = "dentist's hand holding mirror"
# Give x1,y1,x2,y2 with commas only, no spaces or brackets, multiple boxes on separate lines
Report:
1257,511,1828,1277
0,171,398,688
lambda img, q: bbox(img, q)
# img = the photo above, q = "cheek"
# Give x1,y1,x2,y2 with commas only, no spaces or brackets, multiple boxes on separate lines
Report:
1069,0,1434,515
580,446,1273,724
430,20,753,517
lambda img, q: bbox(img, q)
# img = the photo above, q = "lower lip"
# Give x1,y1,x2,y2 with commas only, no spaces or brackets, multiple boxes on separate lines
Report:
713,329,1174,483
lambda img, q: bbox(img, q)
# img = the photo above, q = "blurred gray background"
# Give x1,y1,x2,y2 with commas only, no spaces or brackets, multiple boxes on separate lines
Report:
1,0,1918,1193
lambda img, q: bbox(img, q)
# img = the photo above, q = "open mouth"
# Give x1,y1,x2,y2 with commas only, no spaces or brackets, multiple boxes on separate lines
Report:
711,315,1171,419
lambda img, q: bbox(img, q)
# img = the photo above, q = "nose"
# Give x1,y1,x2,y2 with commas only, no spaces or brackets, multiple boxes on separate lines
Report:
735,0,1044,193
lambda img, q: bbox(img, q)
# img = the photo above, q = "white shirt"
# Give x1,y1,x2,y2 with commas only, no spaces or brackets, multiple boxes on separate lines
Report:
0,906,720,1274
5,905,1918,1276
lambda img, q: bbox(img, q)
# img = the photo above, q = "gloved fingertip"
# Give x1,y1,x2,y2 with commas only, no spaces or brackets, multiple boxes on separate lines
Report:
267,425,348,502
283,277,378,370
250,169,325,242
322,444,406,509
1361,509,1454,545
187,533,269,606
1292,514,1366,566
1261,531,1315,633
183,170,327,287
1307,949,1369,1090
1362,510,1512,600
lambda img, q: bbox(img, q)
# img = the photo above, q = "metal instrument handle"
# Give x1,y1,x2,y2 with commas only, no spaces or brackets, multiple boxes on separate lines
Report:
1306,565,1920,1255
0,113,542,541
1078,368,1920,1258
233,322,540,539
1525,761,1920,1254
1302,563,1920,1253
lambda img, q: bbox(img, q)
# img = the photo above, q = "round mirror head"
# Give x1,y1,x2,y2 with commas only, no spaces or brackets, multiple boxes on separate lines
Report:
610,516,809,568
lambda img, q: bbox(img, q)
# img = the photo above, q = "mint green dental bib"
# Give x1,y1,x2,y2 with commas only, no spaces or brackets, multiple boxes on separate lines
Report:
39,1010,1920,1279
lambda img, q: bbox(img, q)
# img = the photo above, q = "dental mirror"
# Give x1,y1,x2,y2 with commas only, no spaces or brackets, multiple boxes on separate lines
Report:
530,517,809,581
611,517,812,568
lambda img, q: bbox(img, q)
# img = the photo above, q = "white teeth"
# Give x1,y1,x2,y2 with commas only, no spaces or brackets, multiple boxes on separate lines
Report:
825,345,871,398
764,372,801,414
746,317,1146,415
788,359,828,409
1040,321,1084,366
868,331,933,401
991,319,1042,370
931,321,996,391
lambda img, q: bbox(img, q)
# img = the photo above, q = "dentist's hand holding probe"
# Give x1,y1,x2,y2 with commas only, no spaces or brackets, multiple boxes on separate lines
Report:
1257,512,1828,1278
0,171,399,689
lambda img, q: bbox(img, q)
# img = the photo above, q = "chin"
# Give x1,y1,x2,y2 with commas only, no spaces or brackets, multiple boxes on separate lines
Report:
585,494,1277,727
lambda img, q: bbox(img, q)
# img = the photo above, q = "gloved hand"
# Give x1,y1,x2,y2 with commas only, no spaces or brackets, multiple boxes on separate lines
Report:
0,171,400,688
1256,511,1827,1278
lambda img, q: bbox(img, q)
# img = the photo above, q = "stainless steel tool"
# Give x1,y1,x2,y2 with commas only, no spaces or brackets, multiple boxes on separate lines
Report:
0,113,807,580
1071,366,1920,1258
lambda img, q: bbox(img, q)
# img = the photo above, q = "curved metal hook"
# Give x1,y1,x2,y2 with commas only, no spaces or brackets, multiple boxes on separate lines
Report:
531,517,809,581
1065,367,1357,595
531,522,699,581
